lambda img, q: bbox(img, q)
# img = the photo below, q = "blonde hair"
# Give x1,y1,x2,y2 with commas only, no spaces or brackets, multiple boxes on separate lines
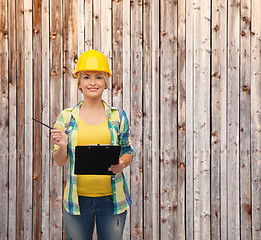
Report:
77,72,109,92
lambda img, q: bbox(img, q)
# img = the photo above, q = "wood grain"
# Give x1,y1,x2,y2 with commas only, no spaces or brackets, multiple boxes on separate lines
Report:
8,0,17,238
41,0,50,239
130,0,143,239
32,0,42,238
16,0,25,238
227,1,240,239
160,0,178,239
50,0,63,238
251,1,261,239
240,0,252,239
0,1,260,239
0,0,9,238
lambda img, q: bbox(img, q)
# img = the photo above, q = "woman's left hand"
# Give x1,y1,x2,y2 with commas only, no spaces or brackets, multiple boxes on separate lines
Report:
108,160,126,174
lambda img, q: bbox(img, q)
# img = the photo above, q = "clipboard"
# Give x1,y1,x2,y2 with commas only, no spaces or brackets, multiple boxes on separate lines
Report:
74,145,121,175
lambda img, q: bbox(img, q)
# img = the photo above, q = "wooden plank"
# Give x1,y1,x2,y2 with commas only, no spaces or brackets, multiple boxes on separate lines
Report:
227,0,240,239
8,0,17,239
185,0,194,238
211,0,227,238
77,0,86,103
84,0,92,51
214,1,228,239
239,0,252,239
63,1,78,238
251,1,261,239
193,0,211,239
32,0,42,239
64,0,78,109
112,0,123,108
160,0,178,239
211,1,221,238
100,0,112,104
78,0,85,53
16,0,25,238
177,0,186,238
130,0,143,239
143,0,152,239
151,1,160,239
50,0,63,238
93,0,101,50
0,0,9,238
24,0,33,239
41,0,50,239
122,0,131,238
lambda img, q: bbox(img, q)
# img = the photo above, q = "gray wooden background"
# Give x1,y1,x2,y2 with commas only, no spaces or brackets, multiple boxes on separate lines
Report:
0,0,260,239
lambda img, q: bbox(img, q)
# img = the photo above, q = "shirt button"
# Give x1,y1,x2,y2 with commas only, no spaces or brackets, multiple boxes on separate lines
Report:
112,178,115,180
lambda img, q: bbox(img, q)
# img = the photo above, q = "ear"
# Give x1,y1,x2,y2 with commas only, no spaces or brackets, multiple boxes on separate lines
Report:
78,83,83,93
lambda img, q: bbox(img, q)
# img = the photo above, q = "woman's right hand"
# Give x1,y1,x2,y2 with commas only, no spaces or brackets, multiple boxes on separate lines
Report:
51,128,67,148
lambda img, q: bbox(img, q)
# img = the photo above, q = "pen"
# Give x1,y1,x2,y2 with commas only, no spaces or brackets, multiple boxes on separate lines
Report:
32,118,53,130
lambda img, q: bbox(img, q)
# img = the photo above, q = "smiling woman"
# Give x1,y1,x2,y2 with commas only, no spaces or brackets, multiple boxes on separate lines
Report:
50,49,135,240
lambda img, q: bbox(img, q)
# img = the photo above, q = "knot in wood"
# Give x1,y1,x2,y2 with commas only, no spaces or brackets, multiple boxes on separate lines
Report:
51,70,57,77
1,28,8,37
243,85,248,92
160,217,167,223
214,25,219,32
50,32,57,40
179,125,185,131
179,162,185,170
212,72,218,77
33,28,39,34
137,110,142,118
211,130,217,136
161,31,167,36
163,73,167,78
3,92,8,99
241,31,246,36
242,16,247,22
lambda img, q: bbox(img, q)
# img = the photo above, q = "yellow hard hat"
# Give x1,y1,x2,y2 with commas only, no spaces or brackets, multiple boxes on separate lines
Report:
73,49,112,78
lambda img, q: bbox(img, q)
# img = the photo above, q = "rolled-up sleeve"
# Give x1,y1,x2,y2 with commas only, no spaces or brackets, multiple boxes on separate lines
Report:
119,110,136,157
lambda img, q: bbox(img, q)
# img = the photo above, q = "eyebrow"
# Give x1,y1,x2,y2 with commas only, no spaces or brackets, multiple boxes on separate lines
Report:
83,73,102,77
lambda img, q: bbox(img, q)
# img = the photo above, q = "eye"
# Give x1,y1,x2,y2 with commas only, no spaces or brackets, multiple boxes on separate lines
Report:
97,76,103,79
83,76,90,79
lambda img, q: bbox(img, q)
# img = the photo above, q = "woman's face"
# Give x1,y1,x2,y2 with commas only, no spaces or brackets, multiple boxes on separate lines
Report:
78,71,106,99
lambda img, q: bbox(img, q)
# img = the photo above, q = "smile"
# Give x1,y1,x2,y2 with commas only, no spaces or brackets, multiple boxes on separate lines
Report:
88,88,99,91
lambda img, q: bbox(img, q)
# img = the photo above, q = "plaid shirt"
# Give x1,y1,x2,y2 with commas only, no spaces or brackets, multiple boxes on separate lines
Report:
51,100,135,215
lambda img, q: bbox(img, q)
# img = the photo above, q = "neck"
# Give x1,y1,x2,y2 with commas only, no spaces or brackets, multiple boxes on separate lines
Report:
81,97,104,110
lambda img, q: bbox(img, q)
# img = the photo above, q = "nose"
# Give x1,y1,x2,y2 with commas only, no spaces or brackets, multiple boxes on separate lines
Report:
90,76,96,85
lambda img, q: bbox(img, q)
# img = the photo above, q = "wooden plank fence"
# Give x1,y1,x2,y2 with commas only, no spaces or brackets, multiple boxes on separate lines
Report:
0,0,260,239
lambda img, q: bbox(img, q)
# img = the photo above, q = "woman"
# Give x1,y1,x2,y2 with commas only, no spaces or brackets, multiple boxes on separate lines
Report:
51,49,135,239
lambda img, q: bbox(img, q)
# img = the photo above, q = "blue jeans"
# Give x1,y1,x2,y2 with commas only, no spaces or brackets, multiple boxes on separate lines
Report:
64,195,127,240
